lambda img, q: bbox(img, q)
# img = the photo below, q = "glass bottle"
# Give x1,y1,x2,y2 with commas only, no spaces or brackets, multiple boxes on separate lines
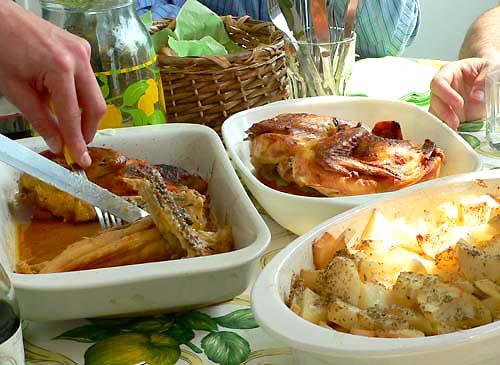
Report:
0,264,24,364
40,0,166,129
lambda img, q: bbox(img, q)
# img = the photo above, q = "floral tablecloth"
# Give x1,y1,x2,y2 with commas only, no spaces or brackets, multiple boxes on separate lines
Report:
21,57,500,365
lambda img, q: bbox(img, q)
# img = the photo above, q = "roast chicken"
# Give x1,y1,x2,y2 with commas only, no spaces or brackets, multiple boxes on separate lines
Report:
17,147,208,222
247,113,445,196
16,147,233,273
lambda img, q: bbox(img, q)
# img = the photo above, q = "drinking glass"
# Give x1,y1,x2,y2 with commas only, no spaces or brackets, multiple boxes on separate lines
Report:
486,68,500,150
285,27,356,98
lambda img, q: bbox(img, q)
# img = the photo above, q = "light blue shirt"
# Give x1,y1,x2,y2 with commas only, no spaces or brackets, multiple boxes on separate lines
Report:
136,0,420,58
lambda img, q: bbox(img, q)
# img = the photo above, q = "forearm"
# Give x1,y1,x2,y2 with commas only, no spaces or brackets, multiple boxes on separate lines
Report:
333,0,420,58
460,6,500,60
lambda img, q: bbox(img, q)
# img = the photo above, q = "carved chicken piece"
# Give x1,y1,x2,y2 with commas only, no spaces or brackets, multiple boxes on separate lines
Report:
17,174,97,222
247,114,445,197
17,147,210,222
140,170,233,258
17,147,129,222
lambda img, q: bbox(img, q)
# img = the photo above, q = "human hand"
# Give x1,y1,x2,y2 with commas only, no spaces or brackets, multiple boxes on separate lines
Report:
0,1,106,167
429,58,500,130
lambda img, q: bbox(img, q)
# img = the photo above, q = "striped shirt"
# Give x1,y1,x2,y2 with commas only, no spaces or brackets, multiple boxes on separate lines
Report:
136,0,420,58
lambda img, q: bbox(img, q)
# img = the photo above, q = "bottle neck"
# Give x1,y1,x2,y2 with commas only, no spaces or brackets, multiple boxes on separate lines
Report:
40,0,134,13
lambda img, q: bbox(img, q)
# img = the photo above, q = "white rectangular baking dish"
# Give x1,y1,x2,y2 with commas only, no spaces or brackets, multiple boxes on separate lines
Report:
222,96,482,235
0,124,271,321
252,169,500,365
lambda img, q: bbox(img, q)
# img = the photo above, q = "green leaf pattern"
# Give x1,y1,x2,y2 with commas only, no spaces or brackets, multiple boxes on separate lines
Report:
97,75,167,127
177,311,219,332
54,324,120,343
40,308,262,365
458,120,485,133
201,332,251,365
149,109,167,125
215,308,259,329
122,80,149,107
125,108,147,126
460,133,481,149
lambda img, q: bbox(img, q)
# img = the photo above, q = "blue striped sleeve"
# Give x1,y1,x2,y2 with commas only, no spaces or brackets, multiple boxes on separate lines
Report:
136,0,185,19
199,0,268,20
333,0,420,58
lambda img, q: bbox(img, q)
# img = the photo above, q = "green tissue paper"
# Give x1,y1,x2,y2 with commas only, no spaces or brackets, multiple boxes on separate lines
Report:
150,0,243,56
168,36,228,57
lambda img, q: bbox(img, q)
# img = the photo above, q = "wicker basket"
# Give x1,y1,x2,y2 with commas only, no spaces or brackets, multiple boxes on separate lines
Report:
150,16,288,133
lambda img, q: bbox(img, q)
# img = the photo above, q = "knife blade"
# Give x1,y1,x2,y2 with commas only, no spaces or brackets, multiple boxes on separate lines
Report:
0,133,149,223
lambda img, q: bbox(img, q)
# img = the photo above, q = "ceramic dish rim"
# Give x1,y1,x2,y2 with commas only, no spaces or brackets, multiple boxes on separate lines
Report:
222,96,483,207
10,124,271,290
252,169,500,357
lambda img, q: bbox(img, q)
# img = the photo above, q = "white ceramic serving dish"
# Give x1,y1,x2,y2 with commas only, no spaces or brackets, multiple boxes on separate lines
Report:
252,169,500,365
0,124,271,321
222,96,482,235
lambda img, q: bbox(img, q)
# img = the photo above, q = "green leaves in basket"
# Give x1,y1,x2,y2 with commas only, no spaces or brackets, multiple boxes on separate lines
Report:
168,36,228,57
172,0,243,56
175,0,228,43
140,11,153,29
152,27,177,52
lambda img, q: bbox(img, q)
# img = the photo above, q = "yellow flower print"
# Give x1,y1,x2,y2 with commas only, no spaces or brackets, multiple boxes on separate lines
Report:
98,104,123,129
137,94,155,116
145,78,159,104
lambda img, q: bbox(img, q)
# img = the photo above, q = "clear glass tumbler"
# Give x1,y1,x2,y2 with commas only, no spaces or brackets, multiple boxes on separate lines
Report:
285,28,356,98
0,264,24,365
40,0,166,129
486,69,500,150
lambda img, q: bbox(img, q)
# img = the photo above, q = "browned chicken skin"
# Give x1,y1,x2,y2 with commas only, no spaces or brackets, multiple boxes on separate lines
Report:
40,148,127,180
247,114,445,197
17,147,209,222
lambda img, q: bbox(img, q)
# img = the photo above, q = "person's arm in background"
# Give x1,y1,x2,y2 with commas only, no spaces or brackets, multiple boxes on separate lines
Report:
332,0,420,58
136,0,185,19
430,6,500,129
0,0,106,167
460,6,500,60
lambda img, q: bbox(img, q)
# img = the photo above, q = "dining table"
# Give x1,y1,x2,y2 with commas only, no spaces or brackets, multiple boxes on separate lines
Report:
18,56,500,365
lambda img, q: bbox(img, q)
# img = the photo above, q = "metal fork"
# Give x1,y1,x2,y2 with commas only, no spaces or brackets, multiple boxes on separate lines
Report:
72,167,123,229
64,147,122,230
